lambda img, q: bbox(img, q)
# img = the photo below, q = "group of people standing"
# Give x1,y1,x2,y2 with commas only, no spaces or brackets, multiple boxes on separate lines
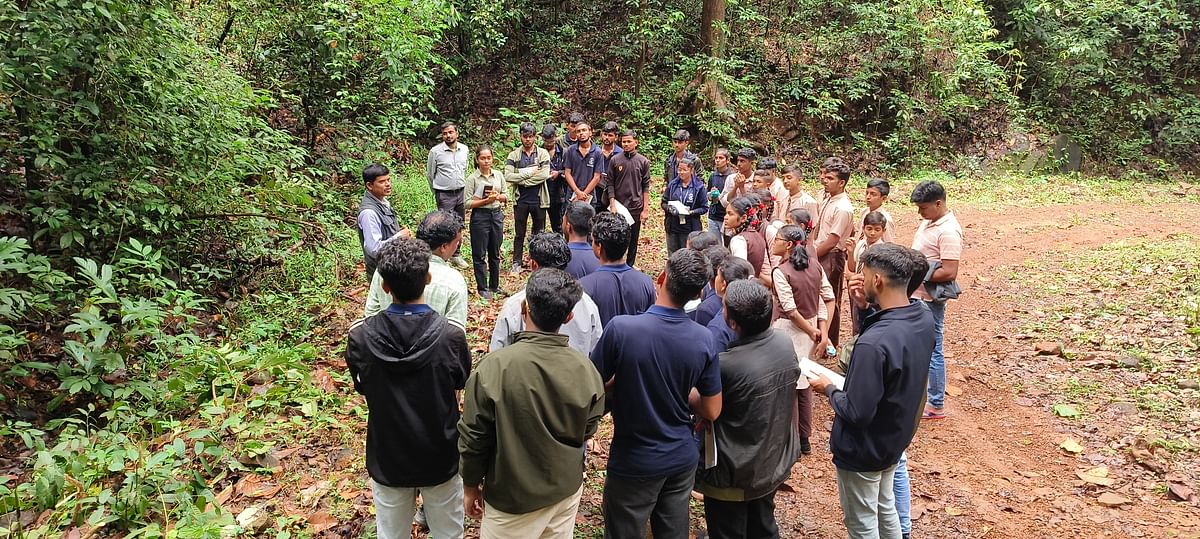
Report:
350,114,964,539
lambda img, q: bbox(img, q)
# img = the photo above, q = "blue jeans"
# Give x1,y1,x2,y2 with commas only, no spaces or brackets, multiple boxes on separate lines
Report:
894,453,911,535
925,300,946,409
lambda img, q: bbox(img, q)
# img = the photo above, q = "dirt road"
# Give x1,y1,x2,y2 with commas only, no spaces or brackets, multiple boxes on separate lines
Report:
771,201,1200,538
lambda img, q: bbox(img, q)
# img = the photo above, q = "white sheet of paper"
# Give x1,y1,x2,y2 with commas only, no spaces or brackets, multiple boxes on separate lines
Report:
668,201,689,225
799,358,845,391
611,199,635,225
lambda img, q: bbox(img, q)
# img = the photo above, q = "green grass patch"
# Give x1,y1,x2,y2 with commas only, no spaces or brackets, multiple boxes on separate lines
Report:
1008,234,1200,454
878,169,1200,210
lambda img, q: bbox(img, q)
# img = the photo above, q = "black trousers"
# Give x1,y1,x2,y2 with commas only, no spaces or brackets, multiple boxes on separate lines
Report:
703,492,780,539
603,466,695,539
434,188,465,256
548,180,566,236
666,231,689,254
469,208,502,291
513,203,546,265
818,248,847,346
626,211,644,268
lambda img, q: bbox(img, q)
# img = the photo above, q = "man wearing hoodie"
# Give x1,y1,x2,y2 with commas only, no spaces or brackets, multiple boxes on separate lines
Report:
346,237,472,539
810,243,934,539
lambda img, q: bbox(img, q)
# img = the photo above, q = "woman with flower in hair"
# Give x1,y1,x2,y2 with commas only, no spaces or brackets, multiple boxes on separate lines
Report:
725,194,769,284
769,224,836,455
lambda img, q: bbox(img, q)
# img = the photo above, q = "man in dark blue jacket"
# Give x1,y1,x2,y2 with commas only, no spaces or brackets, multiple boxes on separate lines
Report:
810,243,934,539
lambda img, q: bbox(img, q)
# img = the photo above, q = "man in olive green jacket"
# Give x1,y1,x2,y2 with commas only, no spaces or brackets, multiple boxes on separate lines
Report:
458,268,606,538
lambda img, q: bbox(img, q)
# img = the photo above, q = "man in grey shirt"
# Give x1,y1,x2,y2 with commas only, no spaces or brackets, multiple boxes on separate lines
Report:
490,232,602,356
426,121,469,268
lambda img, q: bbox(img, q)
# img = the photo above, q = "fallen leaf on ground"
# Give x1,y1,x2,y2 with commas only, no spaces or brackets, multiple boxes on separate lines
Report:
946,385,964,397
1060,437,1085,454
1077,466,1115,487
945,506,964,516
235,474,283,499
307,512,338,533
300,480,331,507
1053,404,1081,418
1097,492,1132,507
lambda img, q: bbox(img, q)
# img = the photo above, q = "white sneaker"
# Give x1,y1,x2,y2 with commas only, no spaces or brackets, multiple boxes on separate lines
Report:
450,256,468,269
510,263,523,275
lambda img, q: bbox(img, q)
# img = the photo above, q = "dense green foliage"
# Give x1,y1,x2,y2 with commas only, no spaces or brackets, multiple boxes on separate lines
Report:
1,0,1197,534
996,0,1200,164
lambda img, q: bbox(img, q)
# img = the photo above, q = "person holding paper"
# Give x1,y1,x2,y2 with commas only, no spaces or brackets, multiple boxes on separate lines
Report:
695,279,801,539
599,130,652,268
660,155,709,254
809,243,934,539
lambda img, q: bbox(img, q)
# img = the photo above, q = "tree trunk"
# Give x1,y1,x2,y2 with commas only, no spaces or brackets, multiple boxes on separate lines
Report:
701,0,726,59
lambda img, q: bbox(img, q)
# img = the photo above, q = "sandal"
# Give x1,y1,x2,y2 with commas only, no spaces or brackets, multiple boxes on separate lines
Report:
922,407,946,420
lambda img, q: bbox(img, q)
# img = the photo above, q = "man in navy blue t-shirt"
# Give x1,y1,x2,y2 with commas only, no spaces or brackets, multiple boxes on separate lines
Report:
563,202,600,279
579,213,656,326
591,248,722,539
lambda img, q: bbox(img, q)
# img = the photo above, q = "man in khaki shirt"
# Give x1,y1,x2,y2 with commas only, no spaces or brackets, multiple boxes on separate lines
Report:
814,157,855,347
776,164,819,229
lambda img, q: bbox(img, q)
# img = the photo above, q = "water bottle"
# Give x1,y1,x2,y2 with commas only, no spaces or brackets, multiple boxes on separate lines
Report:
826,344,837,358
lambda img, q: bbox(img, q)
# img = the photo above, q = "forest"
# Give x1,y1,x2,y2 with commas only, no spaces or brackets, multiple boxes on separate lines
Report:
1,0,1199,536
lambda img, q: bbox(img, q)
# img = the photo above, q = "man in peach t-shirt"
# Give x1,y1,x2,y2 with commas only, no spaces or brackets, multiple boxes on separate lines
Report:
909,180,963,420
814,157,856,347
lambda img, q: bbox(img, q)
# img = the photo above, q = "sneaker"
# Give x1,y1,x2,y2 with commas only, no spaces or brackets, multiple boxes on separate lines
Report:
902,534,911,539
479,289,493,300
489,288,503,298
510,263,524,275
800,437,812,455
450,255,468,269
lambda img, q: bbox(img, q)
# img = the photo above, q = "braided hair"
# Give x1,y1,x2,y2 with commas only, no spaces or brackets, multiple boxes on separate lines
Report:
788,208,815,233
776,224,810,270
730,196,758,235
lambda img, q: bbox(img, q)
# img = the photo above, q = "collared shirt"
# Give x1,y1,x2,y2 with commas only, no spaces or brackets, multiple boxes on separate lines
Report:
707,309,736,353
358,193,397,257
775,190,819,229
815,192,855,247
566,242,601,279
910,210,963,301
599,144,624,177
564,143,603,194
426,142,469,191
547,142,566,183
464,169,506,211
825,300,934,472
691,290,723,327
590,305,722,478
858,205,897,243
578,263,657,326
365,255,468,329
460,331,605,513
664,150,704,184
489,289,603,356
